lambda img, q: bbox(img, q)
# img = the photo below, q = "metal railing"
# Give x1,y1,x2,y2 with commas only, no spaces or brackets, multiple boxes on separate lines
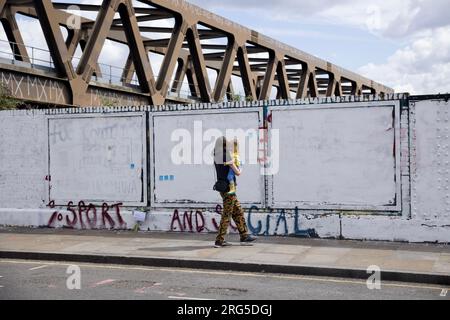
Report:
0,38,249,102
0,38,54,68
0,39,139,86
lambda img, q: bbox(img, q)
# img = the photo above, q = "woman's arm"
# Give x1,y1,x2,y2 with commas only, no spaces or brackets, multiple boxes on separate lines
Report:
228,162,241,176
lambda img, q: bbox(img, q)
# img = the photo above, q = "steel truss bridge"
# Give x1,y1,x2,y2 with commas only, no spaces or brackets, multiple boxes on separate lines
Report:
0,0,393,107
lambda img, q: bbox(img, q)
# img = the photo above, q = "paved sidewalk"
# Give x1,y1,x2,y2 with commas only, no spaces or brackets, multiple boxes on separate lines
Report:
0,228,449,285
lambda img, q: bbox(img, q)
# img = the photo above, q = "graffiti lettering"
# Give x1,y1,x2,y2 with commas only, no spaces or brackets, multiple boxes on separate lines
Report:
0,71,65,104
170,205,318,237
249,206,318,237
89,88,147,107
170,209,207,233
275,209,288,235
293,207,318,237
47,201,125,229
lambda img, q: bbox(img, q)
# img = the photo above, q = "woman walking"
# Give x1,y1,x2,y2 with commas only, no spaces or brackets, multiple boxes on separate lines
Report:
213,136,257,248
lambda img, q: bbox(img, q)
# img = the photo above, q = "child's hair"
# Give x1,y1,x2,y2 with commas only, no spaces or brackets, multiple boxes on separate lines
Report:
233,138,239,154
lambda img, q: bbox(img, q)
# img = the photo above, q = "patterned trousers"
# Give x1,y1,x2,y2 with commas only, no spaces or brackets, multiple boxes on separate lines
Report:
216,193,249,243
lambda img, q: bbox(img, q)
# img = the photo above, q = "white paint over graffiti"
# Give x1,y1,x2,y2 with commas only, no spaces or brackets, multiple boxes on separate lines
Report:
271,104,399,210
151,110,263,206
0,97,449,243
48,114,146,204
0,111,47,208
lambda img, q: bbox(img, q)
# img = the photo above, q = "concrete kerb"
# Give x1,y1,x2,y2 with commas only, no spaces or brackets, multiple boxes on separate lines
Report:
1,250,449,286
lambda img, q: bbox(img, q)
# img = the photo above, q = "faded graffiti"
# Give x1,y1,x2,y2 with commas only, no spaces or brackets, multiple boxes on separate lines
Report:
1,71,67,104
48,116,144,202
0,70,148,107
47,200,125,229
88,88,148,107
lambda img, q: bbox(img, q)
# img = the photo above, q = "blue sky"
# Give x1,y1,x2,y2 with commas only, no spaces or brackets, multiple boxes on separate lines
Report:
189,0,450,94
189,2,403,70
1,0,449,95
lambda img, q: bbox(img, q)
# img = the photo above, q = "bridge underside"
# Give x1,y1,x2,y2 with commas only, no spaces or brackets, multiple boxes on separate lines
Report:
0,0,393,107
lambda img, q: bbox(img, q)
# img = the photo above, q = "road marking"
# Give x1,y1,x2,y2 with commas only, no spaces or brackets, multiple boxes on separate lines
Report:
1,259,448,292
441,289,448,297
29,265,48,271
90,279,116,288
168,296,214,301
134,283,162,294
0,286,3,288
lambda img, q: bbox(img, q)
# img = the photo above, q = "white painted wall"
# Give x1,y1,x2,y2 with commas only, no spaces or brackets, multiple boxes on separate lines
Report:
411,99,450,222
0,110,47,208
48,114,146,205
151,109,263,206
270,104,399,210
0,96,449,243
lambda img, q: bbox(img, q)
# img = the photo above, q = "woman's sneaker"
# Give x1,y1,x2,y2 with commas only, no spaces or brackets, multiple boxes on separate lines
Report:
214,241,233,248
240,235,258,246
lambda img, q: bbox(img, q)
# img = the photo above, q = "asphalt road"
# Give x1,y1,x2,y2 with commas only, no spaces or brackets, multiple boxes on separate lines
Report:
0,259,448,300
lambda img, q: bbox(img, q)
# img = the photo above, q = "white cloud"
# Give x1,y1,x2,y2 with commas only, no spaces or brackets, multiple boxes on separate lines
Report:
1,0,450,94
193,0,450,94
193,0,450,38
359,26,450,94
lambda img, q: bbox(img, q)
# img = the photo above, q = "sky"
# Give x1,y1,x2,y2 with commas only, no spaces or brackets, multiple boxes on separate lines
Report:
1,0,449,95
189,0,450,94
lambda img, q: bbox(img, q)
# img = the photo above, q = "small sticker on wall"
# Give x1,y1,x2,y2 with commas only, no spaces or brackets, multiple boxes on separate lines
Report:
130,163,135,169
159,175,175,182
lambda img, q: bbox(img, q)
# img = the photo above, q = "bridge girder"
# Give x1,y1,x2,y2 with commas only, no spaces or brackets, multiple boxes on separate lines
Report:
0,0,393,107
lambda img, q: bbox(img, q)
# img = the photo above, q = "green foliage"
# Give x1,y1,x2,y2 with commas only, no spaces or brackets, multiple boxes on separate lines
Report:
0,83,20,110
100,96,120,107
231,93,255,102
231,94,242,102
245,95,254,102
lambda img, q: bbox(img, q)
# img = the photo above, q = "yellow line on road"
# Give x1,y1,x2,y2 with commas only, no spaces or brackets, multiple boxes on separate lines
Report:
168,296,215,301
0,258,448,293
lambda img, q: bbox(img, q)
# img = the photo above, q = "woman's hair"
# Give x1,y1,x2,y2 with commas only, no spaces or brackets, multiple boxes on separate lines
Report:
214,136,233,164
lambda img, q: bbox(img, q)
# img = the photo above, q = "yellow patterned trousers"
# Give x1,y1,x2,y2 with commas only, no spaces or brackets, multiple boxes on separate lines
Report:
216,193,249,243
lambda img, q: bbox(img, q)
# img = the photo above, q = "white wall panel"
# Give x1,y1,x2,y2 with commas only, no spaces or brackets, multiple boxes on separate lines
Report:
411,99,450,220
0,111,47,208
48,114,146,205
270,102,401,210
151,109,263,207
